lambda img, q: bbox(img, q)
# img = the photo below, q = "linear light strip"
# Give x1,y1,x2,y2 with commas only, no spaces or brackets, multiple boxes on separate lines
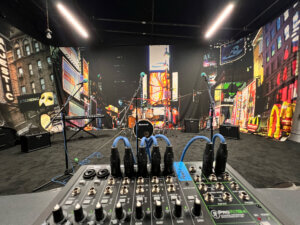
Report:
205,3,235,39
57,3,89,38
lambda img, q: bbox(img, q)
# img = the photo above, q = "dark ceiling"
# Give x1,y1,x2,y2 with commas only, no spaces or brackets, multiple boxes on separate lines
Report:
0,0,297,47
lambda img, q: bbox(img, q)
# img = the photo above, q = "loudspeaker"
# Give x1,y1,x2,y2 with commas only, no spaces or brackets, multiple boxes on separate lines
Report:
184,119,199,133
219,124,240,139
21,132,51,153
0,126,17,150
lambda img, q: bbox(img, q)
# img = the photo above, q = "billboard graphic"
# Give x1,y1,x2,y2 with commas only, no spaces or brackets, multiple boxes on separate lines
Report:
220,38,246,65
142,74,147,104
62,57,81,101
60,47,80,71
172,72,178,101
203,53,217,67
0,37,14,103
231,91,242,125
82,58,89,96
208,72,217,86
149,72,170,105
68,100,85,127
149,45,170,71
17,93,41,112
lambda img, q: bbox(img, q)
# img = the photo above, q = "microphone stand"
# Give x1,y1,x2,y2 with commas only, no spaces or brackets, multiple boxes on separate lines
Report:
203,76,215,141
33,83,84,192
118,76,143,154
119,80,142,128
135,78,143,153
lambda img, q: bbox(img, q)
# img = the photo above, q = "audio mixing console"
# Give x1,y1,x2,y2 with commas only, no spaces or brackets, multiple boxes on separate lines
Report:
34,162,284,225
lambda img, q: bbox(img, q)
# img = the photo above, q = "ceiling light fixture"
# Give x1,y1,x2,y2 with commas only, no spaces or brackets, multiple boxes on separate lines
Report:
45,0,52,39
56,3,89,38
205,3,235,39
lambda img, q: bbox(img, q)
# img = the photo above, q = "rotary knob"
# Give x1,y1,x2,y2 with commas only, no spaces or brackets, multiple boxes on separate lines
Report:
135,201,143,220
155,200,163,219
192,198,201,217
174,199,182,218
95,202,104,221
115,201,124,220
74,203,85,222
52,204,65,223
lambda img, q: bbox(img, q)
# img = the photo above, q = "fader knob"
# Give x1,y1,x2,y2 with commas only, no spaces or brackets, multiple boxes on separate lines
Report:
115,201,124,220
174,199,182,218
135,201,143,220
95,202,104,221
74,203,85,222
192,198,201,217
52,204,65,223
155,200,163,219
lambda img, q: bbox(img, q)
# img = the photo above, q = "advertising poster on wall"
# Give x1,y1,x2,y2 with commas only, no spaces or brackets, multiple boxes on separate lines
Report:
62,57,81,101
149,45,170,72
172,72,178,101
60,47,80,71
149,72,170,105
220,82,246,105
82,58,89,97
142,74,147,105
231,91,242,125
214,106,221,127
240,86,249,129
39,92,62,133
214,83,222,106
0,37,14,103
68,101,85,127
203,53,217,68
220,38,246,65
247,80,256,121
17,93,41,112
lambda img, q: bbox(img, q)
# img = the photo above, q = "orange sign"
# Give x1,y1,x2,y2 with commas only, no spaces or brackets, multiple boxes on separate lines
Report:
82,58,89,96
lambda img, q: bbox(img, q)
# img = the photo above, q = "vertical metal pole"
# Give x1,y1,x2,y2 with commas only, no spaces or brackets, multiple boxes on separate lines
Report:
61,112,69,172
136,96,139,153
210,105,214,141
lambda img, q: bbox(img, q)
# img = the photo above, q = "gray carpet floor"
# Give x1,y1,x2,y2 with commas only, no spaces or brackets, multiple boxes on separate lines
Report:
0,129,300,195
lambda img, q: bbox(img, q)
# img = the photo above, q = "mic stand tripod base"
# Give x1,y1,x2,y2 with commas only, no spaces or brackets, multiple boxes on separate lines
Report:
33,85,84,193
32,169,73,192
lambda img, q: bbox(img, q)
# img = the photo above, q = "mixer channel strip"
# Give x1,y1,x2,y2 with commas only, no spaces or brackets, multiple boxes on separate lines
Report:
34,162,283,225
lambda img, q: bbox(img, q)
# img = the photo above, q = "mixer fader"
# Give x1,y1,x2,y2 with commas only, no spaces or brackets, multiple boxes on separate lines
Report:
35,162,283,225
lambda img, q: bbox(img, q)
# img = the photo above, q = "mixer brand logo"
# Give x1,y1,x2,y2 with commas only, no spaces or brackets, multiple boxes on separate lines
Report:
211,209,247,219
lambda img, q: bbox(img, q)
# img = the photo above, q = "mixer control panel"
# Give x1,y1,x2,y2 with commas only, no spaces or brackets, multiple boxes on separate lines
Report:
34,162,283,225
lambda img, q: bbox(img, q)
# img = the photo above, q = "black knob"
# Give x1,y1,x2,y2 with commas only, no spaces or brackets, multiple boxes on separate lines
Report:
95,202,104,221
192,198,201,217
52,204,65,223
74,203,85,222
135,201,143,220
174,199,182,218
115,201,124,220
155,200,163,218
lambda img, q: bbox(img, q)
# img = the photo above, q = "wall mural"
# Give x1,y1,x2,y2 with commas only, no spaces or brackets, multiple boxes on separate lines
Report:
0,25,61,134
0,3,299,141
211,3,299,140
